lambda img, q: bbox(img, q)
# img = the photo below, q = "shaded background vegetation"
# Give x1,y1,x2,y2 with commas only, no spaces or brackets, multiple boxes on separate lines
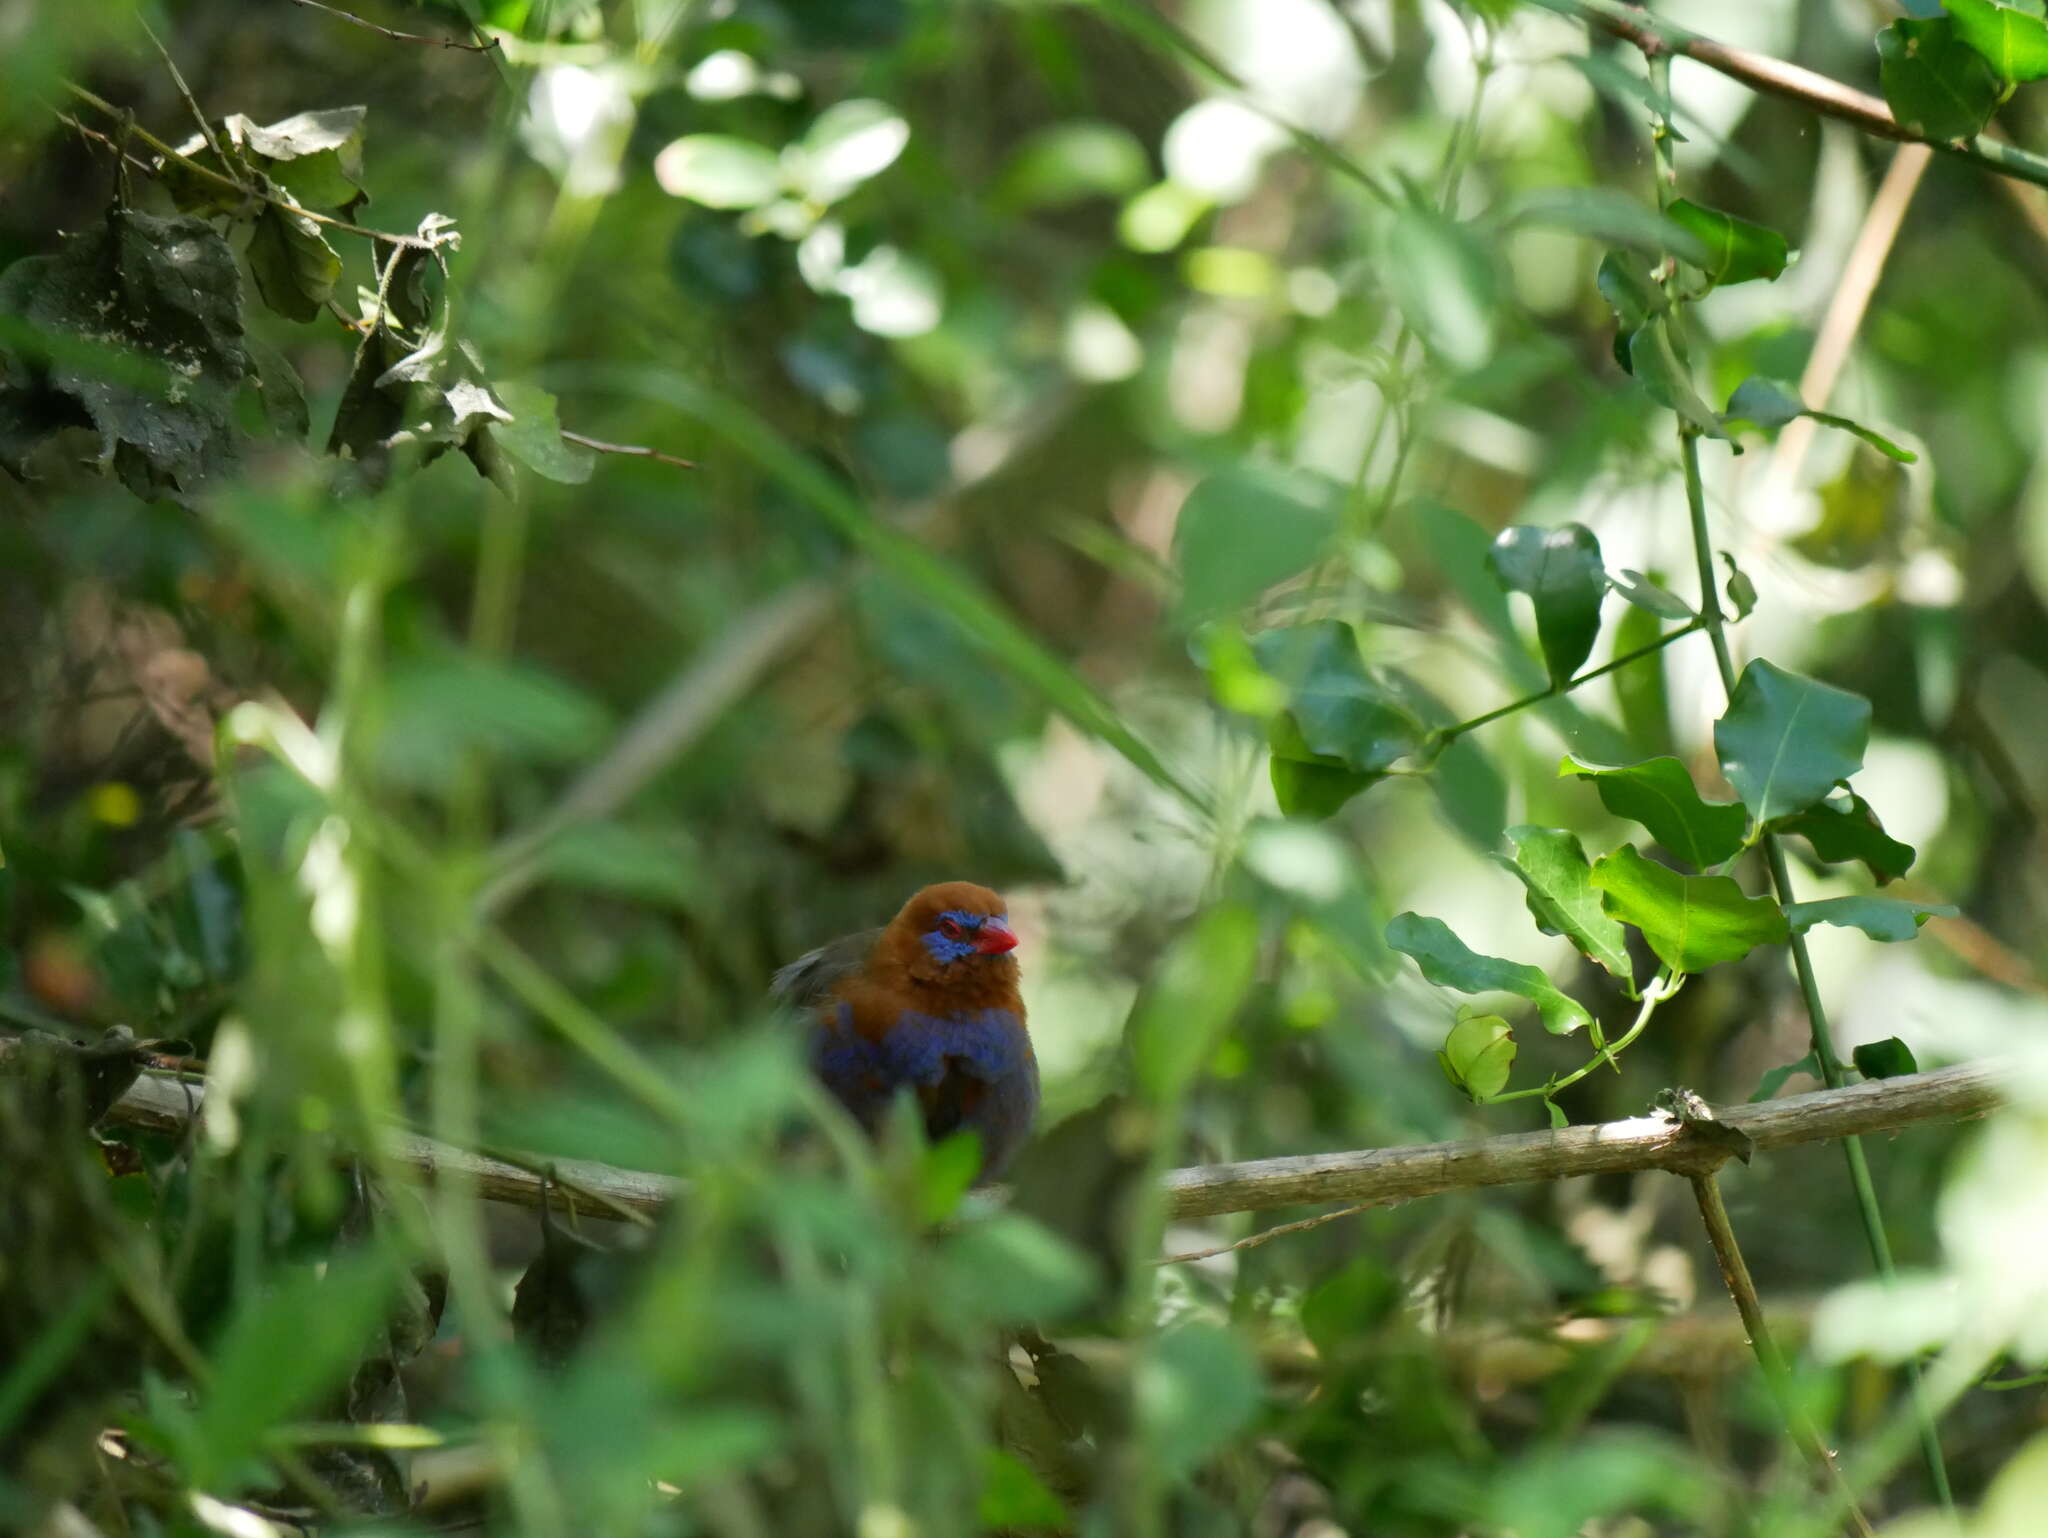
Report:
4,0,2048,1534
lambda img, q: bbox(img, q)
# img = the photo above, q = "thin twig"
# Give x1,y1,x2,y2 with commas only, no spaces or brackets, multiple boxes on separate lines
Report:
1434,619,1702,748
289,0,502,53
1689,1169,1875,1537
560,429,698,471
1158,1202,1379,1266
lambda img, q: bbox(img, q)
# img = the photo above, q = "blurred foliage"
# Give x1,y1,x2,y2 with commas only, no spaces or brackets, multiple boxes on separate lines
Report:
5,0,2048,1535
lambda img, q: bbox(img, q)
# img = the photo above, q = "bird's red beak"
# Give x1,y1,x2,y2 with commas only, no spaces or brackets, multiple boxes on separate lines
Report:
976,920,1018,955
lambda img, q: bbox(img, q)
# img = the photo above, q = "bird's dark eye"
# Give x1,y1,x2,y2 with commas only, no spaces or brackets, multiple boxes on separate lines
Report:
938,917,964,940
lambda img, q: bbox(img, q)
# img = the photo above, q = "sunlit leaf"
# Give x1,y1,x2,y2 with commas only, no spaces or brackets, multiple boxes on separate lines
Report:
793,99,910,203
1561,754,1748,869
1783,895,1955,940
1947,0,2048,83
1608,569,1694,620
485,380,596,485
1713,659,1870,824
1487,523,1607,686
653,135,783,208
1438,1011,1516,1100
1666,199,1788,285
1386,911,1592,1035
1877,18,2000,142
1501,826,1635,982
1589,845,1788,973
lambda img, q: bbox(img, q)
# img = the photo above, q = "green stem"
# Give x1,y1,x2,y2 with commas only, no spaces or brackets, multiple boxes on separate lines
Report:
1433,616,1703,753
1488,969,1678,1104
1647,52,1954,1511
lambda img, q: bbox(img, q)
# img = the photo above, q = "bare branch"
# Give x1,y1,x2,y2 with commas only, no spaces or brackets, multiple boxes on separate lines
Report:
289,0,502,53
5,1035,2004,1227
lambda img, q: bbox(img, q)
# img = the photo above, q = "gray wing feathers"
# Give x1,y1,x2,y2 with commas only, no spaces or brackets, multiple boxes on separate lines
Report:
770,928,881,1008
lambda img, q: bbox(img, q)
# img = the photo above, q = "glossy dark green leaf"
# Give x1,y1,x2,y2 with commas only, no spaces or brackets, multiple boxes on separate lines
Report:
1666,199,1788,285
1608,569,1694,620
1877,18,2000,142
1501,825,1634,982
1384,203,1497,370
1560,754,1748,869
1714,659,1871,823
1589,845,1788,973
1487,523,1607,686
1722,376,1917,462
1948,0,2048,82
1437,1011,1516,1101
1173,468,1339,619
1777,790,1916,884
1783,895,1955,941
1852,1036,1920,1080
1386,911,1592,1035
1628,316,1726,437
1254,622,1425,773
1749,1050,1821,1102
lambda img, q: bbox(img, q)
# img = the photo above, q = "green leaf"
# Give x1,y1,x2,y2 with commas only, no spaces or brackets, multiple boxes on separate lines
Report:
1501,826,1635,982
1589,845,1788,973
1608,569,1694,620
243,333,309,441
484,380,597,485
1720,552,1758,620
1713,659,1871,824
793,98,910,204
1750,1050,1821,1102
1721,376,1917,462
1254,622,1424,773
1877,18,2000,142
1666,199,1788,285
1545,1099,1569,1129
1268,749,1382,820
1776,790,1916,884
1386,911,1593,1035
1172,468,1338,620
979,1447,1069,1529
1384,203,1497,370
1130,905,1260,1103
1509,189,1710,268
188,1250,397,1487
1947,0,2048,82
530,821,704,909
1628,315,1727,437
1437,1011,1516,1101
1783,895,1955,941
245,201,342,322
998,121,1149,208
1138,1323,1263,1478
378,652,611,788
1596,248,1667,373
652,135,784,208
1560,755,1748,869
1487,523,1608,686
1852,1036,1920,1079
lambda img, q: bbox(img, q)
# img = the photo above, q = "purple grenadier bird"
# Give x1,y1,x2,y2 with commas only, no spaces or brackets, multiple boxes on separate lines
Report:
774,881,1038,1184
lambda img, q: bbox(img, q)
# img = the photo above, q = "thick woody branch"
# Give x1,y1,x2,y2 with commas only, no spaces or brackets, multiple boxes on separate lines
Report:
9,1038,2003,1225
